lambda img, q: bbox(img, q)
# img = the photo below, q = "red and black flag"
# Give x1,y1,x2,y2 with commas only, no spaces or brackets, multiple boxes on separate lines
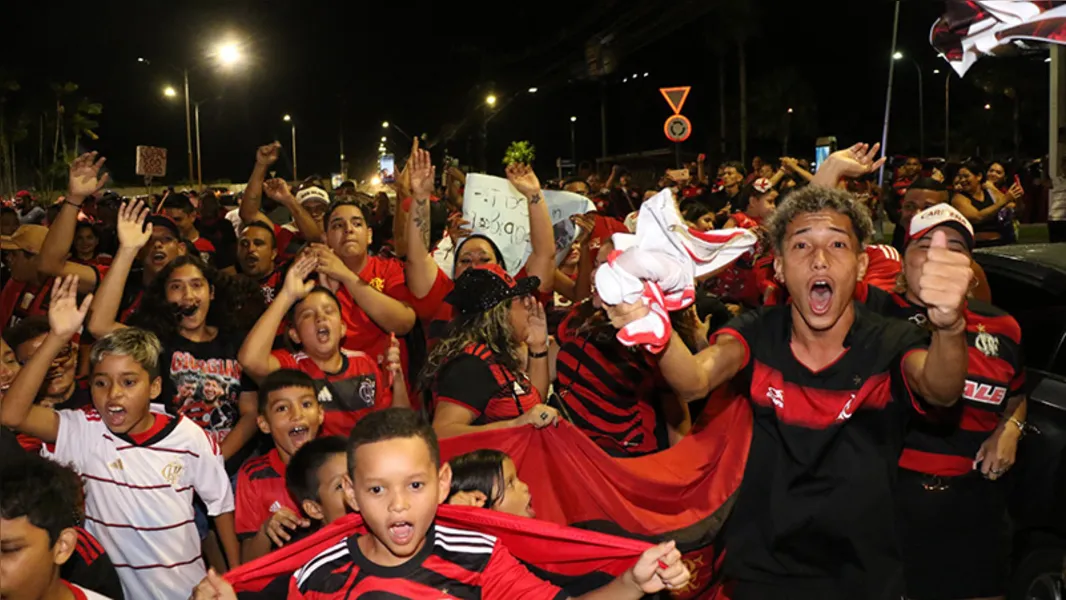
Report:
227,392,752,599
931,1,1066,76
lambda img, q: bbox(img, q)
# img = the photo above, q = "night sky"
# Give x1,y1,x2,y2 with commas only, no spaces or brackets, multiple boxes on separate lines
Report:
5,0,1050,187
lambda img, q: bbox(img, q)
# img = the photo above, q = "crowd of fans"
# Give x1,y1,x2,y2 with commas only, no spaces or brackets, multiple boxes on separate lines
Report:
0,138,1035,600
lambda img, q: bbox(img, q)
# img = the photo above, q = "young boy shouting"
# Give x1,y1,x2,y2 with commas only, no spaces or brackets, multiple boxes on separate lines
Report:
292,408,690,599
238,254,408,438
0,275,240,600
1,452,112,600
236,369,325,562
286,435,351,528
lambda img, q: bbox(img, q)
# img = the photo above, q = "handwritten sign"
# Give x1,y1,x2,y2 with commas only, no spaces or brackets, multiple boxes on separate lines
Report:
463,174,595,275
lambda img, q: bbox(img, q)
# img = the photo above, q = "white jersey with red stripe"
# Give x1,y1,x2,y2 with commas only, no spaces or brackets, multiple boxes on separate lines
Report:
43,408,234,600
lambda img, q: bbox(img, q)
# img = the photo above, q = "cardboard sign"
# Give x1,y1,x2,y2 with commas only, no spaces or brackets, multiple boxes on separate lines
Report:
463,174,595,275
666,168,690,183
135,146,167,178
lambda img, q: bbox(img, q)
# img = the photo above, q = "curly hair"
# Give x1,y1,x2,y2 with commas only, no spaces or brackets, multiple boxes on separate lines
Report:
419,301,521,389
127,255,265,343
1,452,84,544
766,185,872,255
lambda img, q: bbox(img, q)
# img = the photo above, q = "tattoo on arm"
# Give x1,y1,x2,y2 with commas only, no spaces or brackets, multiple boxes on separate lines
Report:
529,192,543,205
413,199,431,249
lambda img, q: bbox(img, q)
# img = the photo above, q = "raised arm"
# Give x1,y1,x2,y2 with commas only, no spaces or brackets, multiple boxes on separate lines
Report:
263,178,323,243
404,143,439,298
506,162,555,293
809,143,885,188
523,298,551,400
605,301,747,402
0,275,91,442
902,230,972,406
87,201,152,337
38,152,110,294
240,143,280,225
951,191,1007,224
312,244,416,335
237,255,316,380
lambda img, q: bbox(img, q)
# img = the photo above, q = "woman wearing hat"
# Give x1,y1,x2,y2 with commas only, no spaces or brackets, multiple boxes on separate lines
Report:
421,263,559,439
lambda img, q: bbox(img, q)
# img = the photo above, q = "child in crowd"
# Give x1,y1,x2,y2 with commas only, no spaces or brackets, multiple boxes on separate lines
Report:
286,435,352,528
236,370,324,562
291,408,689,599
447,449,535,518
238,254,408,438
162,192,217,266
1,452,116,600
0,275,240,600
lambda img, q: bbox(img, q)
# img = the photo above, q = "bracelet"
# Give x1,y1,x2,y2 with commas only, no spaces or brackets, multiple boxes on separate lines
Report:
528,348,549,359
62,199,84,209
1007,416,1026,435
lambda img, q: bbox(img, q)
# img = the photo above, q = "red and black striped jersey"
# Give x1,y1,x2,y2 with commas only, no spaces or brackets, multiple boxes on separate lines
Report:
433,344,541,425
62,526,125,600
555,304,672,456
272,349,391,438
711,303,928,597
235,449,300,540
863,286,1026,476
0,276,54,327
289,525,566,599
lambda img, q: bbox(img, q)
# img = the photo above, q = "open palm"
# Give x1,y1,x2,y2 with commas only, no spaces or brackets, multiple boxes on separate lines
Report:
117,200,153,249
49,275,93,338
69,152,109,198
506,163,541,198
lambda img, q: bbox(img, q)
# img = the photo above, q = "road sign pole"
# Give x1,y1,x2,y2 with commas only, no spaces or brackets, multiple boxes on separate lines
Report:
675,143,681,168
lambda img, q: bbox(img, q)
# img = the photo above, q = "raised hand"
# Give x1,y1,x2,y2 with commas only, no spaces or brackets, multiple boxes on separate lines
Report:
506,162,542,200
263,178,296,205
604,300,651,330
524,297,548,350
68,151,109,199
384,333,403,385
817,142,887,183
256,142,281,166
117,200,153,250
1007,181,1024,201
310,243,353,289
280,254,317,304
48,275,93,339
917,230,973,330
628,540,690,593
408,147,435,200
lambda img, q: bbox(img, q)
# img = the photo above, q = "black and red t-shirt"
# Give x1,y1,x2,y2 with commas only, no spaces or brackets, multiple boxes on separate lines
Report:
189,236,218,266
257,268,285,307
0,277,55,327
289,524,566,599
61,526,125,600
433,344,541,425
235,449,300,541
554,305,672,456
862,287,1025,476
272,349,391,438
712,303,928,597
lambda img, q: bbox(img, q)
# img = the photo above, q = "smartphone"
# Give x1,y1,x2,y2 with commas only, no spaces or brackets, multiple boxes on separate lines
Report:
379,154,395,184
814,136,838,172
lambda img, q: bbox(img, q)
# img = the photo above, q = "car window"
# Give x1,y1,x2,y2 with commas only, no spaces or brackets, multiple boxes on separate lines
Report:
983,270,1066,374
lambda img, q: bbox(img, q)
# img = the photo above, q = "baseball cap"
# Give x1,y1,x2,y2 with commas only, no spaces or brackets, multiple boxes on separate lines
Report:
295,186,330,206
444,264,540,315
146,214,183,239
908,204,975,250
752,177,773,194
0,224,48,254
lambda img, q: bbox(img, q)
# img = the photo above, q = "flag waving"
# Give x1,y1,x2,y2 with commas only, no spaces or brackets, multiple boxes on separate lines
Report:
931,1,1066,76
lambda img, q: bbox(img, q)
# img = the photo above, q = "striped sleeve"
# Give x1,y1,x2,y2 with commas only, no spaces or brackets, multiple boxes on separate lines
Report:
481,541,568,600
186,423,235,516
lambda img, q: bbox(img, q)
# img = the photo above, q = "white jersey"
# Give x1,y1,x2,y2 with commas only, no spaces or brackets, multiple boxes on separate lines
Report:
43,408,235,600
65,580,113,600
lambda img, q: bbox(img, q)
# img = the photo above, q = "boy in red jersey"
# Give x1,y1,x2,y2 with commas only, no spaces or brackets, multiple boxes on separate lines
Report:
236,369,324,562
238,254,408,437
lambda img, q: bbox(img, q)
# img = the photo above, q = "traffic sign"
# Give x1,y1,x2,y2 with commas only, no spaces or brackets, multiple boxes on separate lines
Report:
664,115,692,142
659,86,691,115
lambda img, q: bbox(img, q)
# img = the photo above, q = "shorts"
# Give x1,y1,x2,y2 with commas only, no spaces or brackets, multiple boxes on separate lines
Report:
896,467,1010,600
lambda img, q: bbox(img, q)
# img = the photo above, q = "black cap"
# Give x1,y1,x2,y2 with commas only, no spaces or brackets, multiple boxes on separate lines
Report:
445,264,540,315
146,214,183,239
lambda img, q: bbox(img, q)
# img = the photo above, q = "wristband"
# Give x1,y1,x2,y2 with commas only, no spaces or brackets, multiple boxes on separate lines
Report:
1007,416,1026,435
528,348,549,359
63,199,84,209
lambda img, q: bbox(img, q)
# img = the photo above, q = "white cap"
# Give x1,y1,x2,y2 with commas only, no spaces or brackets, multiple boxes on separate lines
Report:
908,203,975,249
295,186,330,206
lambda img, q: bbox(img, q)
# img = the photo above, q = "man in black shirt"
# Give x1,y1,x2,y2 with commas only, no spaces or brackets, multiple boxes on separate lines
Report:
604,145,972,599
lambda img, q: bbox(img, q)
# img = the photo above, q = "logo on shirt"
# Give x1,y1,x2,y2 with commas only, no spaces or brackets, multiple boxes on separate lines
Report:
269,501,282,513
766,386,785,409
109,459,124,471
161,461,184,486
908,312,928,327
359,379,376,407
963,380,1007,406
368,276,385,292
836,393,857,423
318,387,333,404
975,324,999,358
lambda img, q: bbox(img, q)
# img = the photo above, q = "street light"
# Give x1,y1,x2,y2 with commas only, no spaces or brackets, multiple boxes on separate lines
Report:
380,136,386,142
893,51,925,157
217,42,241,66
486,94,497,107
528,87,538,93
282,114,297,179
382,121,389,128
569,116,577,161
163,86,177,98
984,103,992,110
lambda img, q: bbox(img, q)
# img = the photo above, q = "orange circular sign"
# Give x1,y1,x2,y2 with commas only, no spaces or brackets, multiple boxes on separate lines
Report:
664,114,692,142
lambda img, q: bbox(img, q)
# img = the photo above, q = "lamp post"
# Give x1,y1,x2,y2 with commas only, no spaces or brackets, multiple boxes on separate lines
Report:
283,114,297,180
569,116,577,162
894,51,925,157
878,1,901,186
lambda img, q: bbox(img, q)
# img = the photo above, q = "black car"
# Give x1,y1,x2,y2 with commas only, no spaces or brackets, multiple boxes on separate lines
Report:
974,243,1066,600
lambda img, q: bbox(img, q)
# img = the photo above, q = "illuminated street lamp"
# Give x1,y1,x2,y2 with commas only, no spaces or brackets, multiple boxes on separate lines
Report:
382,121,389,128
163,86,177,98
528,87,538,93
569,116,577,161
217,42,241,66
486,94,497,107
282,114,297,179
